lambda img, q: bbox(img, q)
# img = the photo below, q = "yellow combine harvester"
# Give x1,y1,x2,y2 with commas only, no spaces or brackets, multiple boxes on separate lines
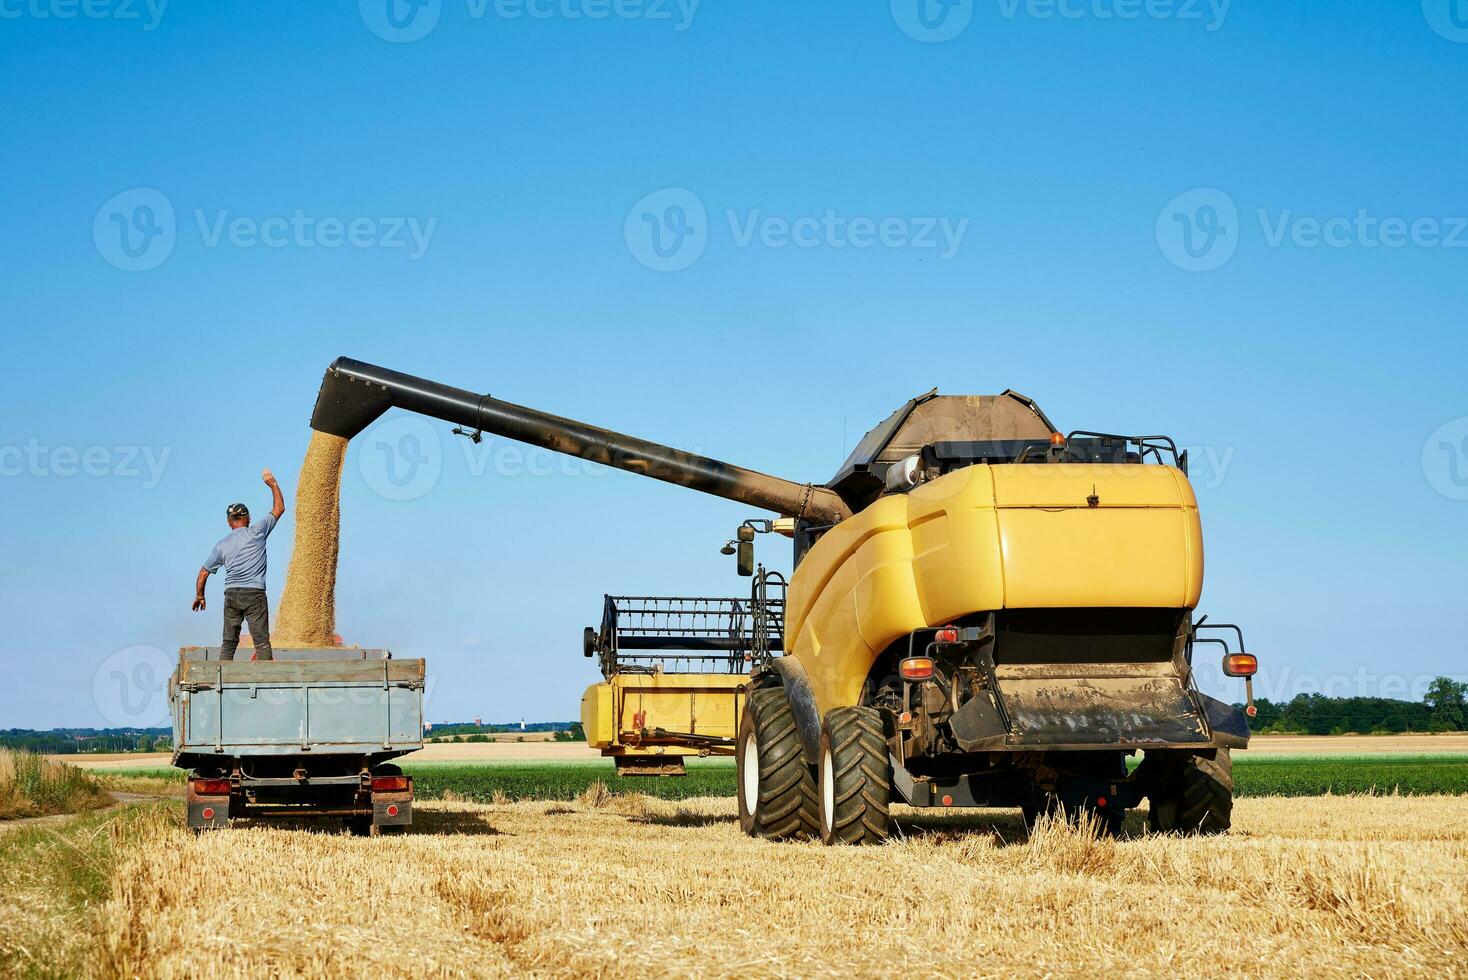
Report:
309,359,1259,841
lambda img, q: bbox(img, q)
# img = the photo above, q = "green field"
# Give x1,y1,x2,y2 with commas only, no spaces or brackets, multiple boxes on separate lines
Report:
104,754,1468,801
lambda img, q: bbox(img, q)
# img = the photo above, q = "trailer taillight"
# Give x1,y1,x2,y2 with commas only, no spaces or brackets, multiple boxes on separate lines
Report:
1223,653,1258,678
900,657,935,681
372,775,410,793
193,778,231,796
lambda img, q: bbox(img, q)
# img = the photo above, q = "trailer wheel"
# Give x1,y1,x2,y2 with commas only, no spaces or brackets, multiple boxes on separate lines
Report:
737,688,818,840
818,706,891,846
1145,749,1233,835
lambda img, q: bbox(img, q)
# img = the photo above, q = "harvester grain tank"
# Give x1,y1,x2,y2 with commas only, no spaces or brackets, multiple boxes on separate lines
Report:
308,357,1259,840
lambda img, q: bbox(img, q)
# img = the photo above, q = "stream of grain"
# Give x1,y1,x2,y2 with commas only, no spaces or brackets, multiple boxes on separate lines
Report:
271,430,349,647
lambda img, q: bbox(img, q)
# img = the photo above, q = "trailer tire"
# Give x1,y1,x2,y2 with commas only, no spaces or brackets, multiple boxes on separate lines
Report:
1145,749,1233,835
737,688,818,840
818,706,891,846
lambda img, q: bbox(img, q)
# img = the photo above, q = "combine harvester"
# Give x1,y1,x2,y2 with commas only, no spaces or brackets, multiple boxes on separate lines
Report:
309,357,1259,841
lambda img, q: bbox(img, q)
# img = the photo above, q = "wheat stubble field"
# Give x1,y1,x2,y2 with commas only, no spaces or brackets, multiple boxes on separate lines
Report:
4,792,1465,978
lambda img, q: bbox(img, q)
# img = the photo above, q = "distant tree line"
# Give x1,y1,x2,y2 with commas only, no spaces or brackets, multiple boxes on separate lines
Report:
435,723,586,743
1247,677,1467,735
427,721,577,737
0,727,172,754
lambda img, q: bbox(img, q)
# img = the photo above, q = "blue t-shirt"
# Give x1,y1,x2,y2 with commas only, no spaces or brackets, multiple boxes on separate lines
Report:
203,513,278,591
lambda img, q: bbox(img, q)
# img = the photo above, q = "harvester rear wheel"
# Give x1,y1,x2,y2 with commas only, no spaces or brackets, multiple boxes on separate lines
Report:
1145,749,1234,835
737,688,818,840
818,707,891,846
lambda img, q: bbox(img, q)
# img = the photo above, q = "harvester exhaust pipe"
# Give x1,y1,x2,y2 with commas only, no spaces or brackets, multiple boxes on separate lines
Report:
309,357,854,525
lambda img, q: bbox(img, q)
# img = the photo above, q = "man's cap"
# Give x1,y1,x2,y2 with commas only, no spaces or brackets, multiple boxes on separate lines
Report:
226,503,250,520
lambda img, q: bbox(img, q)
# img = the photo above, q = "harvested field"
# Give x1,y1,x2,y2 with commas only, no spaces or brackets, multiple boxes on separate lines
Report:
90,754,1468,802
9,794,1460,978
1244,733,1468,755
272,430,349,647
50,733,1468,772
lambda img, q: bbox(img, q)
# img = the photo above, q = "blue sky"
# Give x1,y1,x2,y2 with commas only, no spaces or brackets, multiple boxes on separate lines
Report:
1,0,1465,729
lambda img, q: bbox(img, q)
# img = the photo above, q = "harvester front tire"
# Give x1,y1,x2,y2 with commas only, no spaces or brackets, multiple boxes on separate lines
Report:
737,688,818,840
1145,749,1233,835
818,707,892,846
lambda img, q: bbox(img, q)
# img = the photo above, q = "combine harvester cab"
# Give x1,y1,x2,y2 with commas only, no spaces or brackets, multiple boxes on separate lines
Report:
580,584,785,775
305,359,1259,842
170,647,424,835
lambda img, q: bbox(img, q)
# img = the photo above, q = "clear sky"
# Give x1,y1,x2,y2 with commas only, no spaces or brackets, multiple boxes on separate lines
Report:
1,0,1465,730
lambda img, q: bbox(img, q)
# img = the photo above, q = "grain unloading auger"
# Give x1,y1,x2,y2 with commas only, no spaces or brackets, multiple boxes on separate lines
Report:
311,357,1259,840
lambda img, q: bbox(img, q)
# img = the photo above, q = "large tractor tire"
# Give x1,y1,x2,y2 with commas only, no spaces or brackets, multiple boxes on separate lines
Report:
737,688,818,840
818,706,892,846
1144,749,1234,835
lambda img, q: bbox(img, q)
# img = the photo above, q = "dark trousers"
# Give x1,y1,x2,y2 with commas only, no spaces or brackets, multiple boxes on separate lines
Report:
221,588,273,661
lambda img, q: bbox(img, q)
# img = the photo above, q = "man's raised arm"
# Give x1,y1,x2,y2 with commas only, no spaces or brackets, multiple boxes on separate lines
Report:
264,467,285,518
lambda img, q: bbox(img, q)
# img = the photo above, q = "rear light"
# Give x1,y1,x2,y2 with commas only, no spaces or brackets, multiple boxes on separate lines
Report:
201,807,215,820
1223,653,1258,678
934,627,959,644
899,657,935,681
372,775,410,793
193,778,231,796
386,804,400,817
